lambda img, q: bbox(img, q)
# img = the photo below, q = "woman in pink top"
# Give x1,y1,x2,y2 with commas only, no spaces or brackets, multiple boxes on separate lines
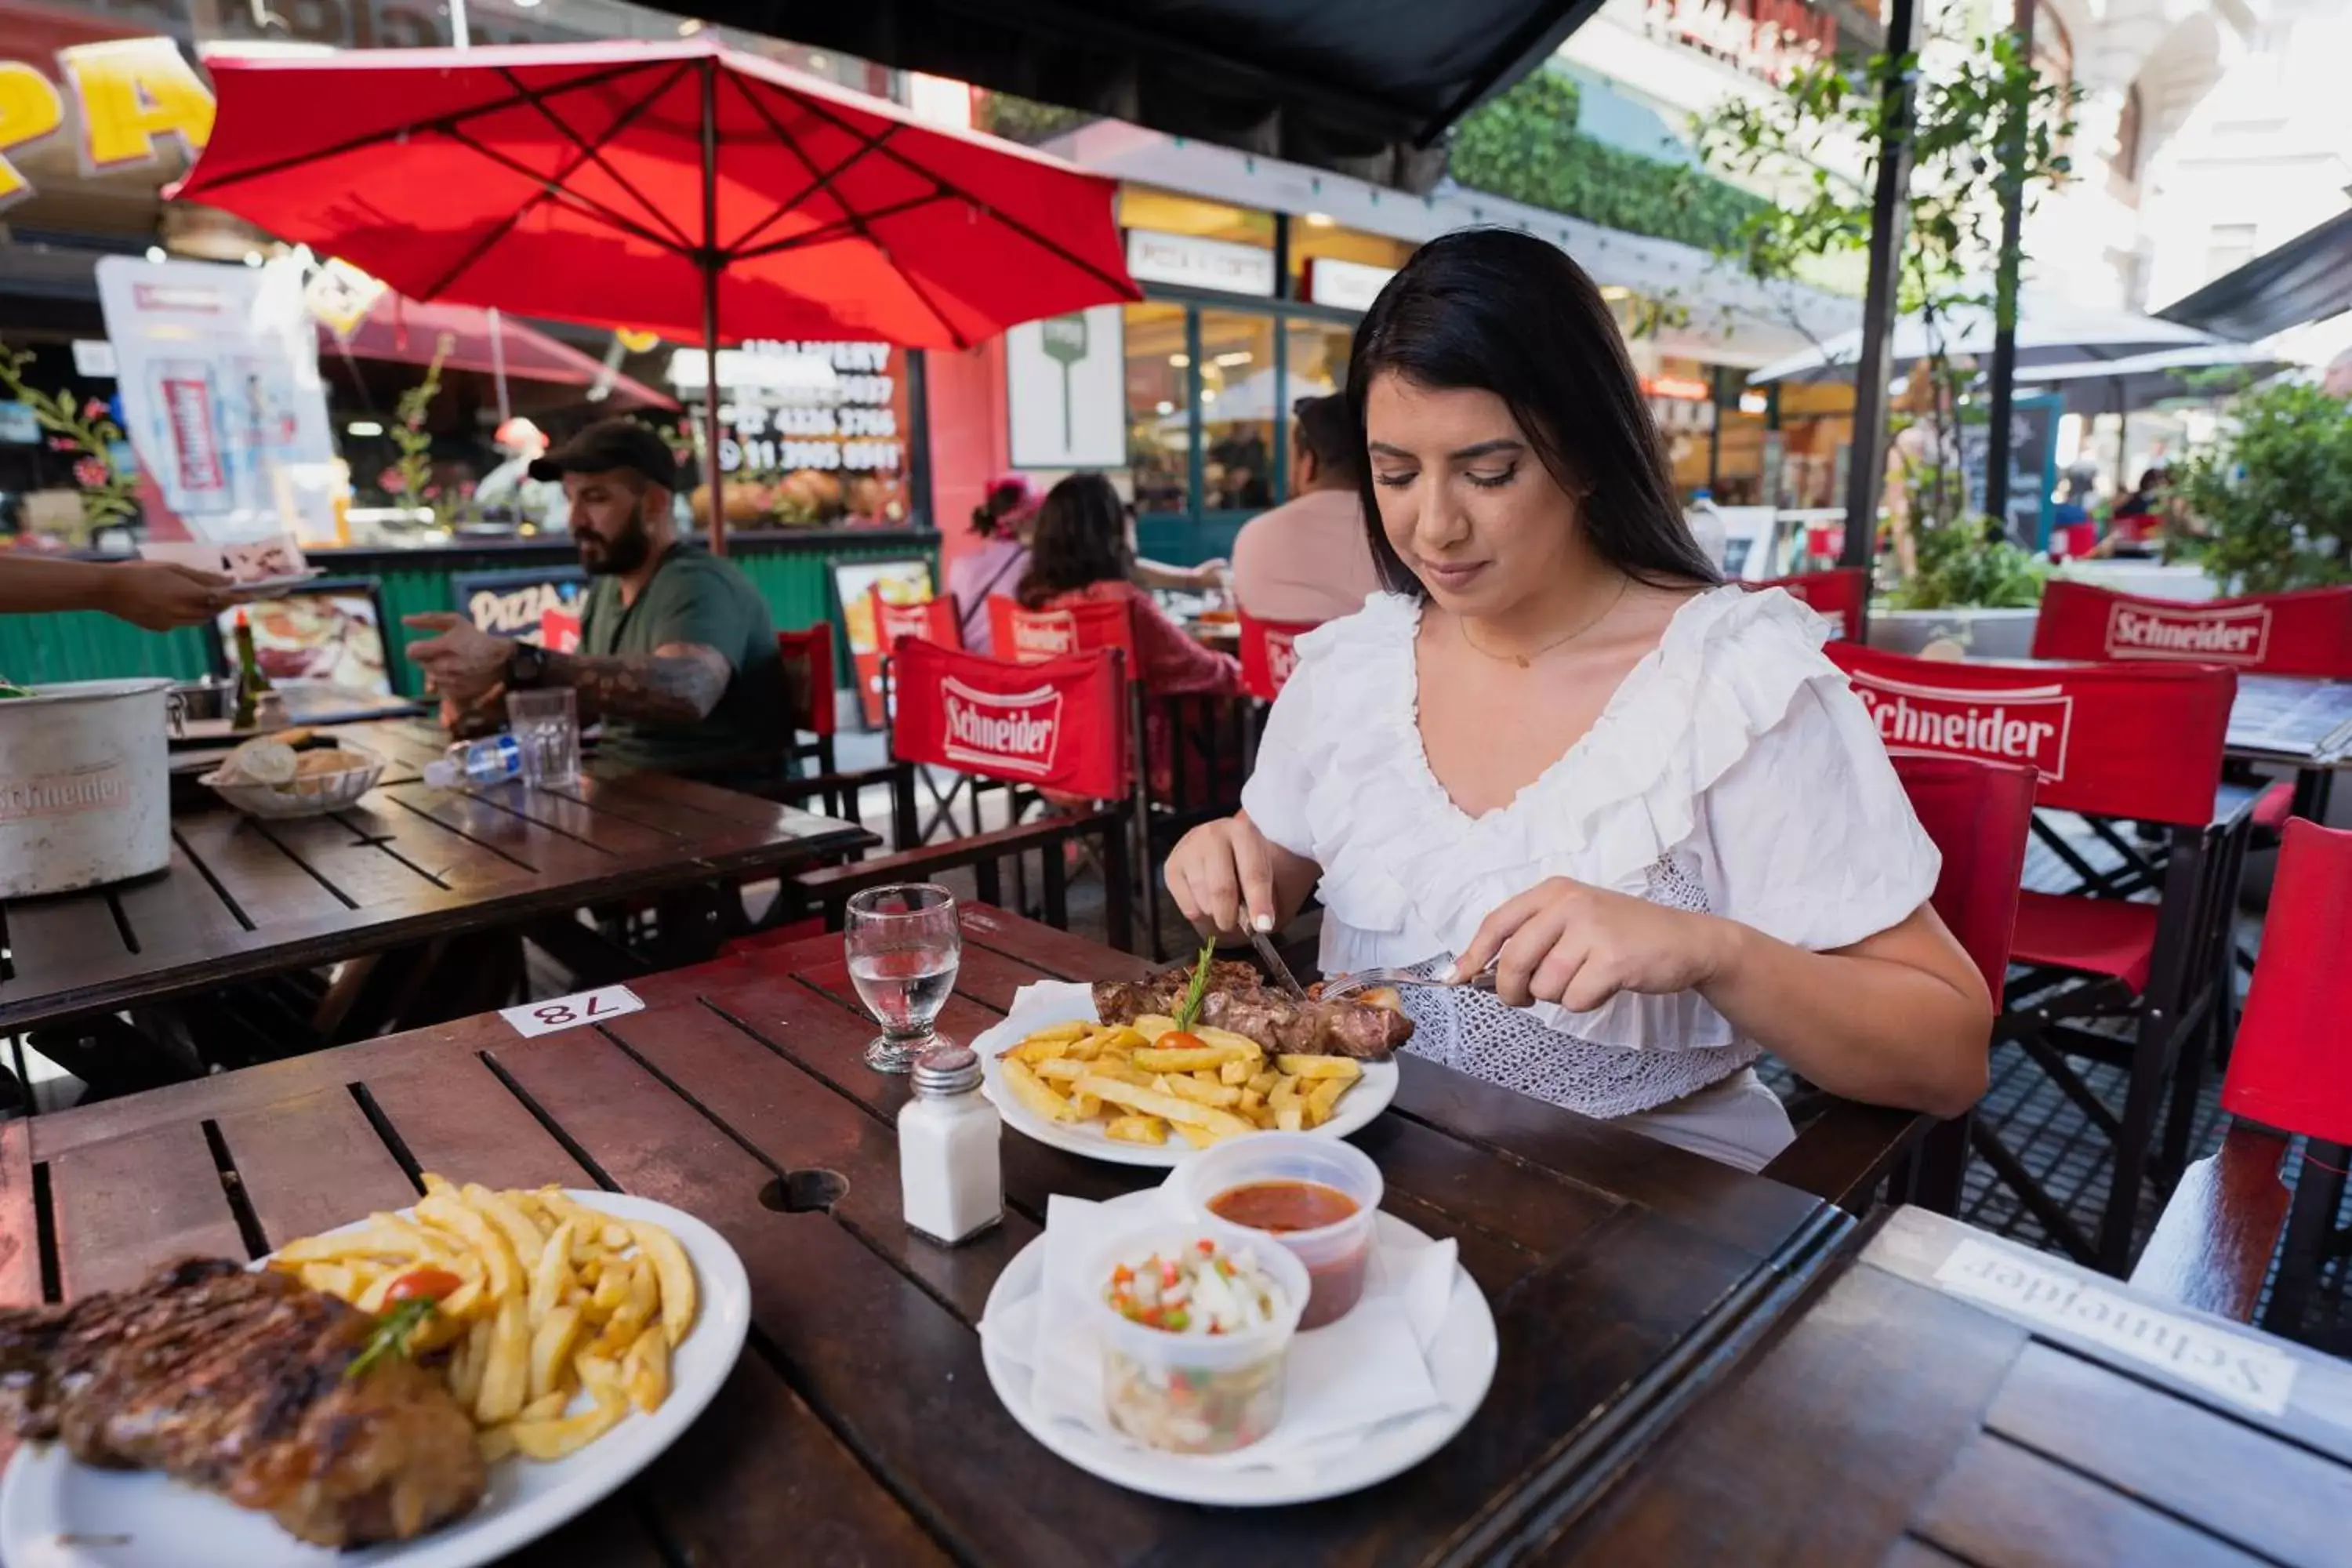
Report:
947,474,1040,653
1018,474,1243,695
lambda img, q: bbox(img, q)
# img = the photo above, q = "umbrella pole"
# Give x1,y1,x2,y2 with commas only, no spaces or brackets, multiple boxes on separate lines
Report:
700,60,725,556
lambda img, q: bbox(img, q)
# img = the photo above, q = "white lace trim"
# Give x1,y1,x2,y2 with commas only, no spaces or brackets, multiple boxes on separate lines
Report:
1399,856,1759,1120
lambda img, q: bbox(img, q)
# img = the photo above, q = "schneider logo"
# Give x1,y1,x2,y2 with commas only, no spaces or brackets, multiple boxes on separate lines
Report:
0,764,127,823
942,679,1063,779
2104,602,2271,665
1852,673,2073,779
1010,612,1076,658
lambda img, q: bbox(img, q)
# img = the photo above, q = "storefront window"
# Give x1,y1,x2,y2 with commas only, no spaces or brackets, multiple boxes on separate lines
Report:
1284,320,1353,405
1288,223,1415,306
1197,311,1276,512
1124,303,1189,515
1116,187,1276,248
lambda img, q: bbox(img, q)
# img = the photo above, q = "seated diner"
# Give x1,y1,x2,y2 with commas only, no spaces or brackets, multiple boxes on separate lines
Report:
403,418,786,791
1163,229,1994,1172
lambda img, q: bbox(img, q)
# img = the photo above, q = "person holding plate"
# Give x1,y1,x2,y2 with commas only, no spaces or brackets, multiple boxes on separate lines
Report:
1162,230,1991,1173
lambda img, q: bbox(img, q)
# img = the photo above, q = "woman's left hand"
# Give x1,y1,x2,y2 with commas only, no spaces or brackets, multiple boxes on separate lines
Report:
1451,877,1737,1012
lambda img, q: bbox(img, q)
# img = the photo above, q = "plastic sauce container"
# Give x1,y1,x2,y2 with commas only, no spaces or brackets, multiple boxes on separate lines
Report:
1175,1132,1383,1330
1088,1225,1309,1454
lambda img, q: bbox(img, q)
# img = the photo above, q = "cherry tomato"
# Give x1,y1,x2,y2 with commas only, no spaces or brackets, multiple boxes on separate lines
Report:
1158,1031,1207,1053
383,1265,463,1305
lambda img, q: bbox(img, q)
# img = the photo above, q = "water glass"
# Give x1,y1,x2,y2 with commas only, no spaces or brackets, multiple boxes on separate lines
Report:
506,687,580,789
845,884,961,1073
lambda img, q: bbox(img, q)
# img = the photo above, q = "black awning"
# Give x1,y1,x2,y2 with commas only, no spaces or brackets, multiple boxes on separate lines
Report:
688,0,1600,190
2158,206,2352,342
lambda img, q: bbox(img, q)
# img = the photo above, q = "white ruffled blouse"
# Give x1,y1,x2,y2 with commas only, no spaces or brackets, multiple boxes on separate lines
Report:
1240,584,1942,1119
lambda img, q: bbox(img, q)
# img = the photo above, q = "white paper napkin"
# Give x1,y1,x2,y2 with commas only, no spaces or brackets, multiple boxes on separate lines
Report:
981,1185,1458,1475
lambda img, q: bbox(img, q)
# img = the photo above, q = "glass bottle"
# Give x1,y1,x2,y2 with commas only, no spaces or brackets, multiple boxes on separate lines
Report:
230,609,276,730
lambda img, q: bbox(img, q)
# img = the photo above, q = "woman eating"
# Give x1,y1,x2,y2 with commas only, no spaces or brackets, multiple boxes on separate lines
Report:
1018,473,1242,698
1163,230,1991,1172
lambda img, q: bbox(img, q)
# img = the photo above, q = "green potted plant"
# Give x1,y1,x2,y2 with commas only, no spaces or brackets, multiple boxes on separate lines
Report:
2174,380,2352,593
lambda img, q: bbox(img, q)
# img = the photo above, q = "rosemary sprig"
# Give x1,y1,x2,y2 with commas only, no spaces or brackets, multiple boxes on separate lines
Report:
1173,940,1216,1033
347,1297,434,1379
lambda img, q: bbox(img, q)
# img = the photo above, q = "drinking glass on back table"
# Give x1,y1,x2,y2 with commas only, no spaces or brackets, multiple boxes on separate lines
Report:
845,884,961,1073
506,687,581,789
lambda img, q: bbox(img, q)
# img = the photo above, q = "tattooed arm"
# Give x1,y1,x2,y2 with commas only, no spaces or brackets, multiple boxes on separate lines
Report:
402,614,731,727
535,642,730,725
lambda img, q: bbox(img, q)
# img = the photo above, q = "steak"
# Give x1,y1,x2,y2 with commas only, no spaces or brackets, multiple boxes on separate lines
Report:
1094,961,1414,1060
0,1258,485,1548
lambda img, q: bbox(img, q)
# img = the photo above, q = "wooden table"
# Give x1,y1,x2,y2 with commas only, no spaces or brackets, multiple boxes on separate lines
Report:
0,720,869,1040
8,909,2342,1563
0,906,1857,1566
1550,1206,2352,1567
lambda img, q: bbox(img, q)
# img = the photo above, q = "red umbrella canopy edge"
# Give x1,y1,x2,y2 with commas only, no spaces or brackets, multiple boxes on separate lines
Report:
173,38,1142,352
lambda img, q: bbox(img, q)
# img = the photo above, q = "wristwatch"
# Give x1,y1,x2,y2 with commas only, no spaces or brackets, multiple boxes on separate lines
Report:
505,641,549,691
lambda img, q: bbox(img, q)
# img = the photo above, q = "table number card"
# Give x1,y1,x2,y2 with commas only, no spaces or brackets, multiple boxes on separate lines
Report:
1933,1237,2299,1417
501,984,645,1038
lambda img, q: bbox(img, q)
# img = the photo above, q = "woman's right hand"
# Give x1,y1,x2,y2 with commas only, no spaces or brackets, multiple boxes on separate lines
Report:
1165,815,1282,939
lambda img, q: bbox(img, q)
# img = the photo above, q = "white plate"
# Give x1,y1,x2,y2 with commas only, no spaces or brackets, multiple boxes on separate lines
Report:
0,1191,750,1568
973,992,1399,1168
978,1191,1496,1505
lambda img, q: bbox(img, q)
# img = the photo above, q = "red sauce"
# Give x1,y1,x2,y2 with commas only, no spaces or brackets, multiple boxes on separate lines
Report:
1207,1180,1357,1233
1207,1181,1369,1329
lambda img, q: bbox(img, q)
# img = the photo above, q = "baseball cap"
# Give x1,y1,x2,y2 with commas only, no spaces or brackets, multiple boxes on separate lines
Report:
528,418,679,489
985,472,1044,518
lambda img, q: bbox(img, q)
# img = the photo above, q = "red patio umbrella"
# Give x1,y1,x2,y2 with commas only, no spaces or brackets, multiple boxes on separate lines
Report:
325,293,677,410
175,38,1139,546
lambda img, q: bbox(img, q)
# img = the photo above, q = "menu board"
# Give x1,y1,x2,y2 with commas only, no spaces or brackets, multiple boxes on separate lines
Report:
675,339,913,526
213,578,392,695
833,559,935,728
449,566,590,645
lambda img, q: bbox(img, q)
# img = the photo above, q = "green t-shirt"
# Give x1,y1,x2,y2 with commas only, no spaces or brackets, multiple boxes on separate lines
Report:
578,543,783,785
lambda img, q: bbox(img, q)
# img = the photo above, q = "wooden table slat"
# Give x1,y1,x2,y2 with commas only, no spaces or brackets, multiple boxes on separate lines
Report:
1982,1340,2352,1567
107,842,251,960
0,1120,39,1308
169,811,351,927
48,1121,249,1297
1911,1433,2264,1568
210,1085,420,1249
360,1054,599,1193
374,782,630,883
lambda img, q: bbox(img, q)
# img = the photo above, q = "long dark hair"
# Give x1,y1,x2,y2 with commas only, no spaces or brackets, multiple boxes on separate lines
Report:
1017,472,1131,608
1346,228,1718,595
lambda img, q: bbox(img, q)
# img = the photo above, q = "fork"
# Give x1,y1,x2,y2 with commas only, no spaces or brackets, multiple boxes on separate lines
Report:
1319,959,1498,1002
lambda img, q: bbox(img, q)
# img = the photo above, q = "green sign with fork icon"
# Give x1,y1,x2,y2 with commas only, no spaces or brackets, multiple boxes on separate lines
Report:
1038,313,1089,451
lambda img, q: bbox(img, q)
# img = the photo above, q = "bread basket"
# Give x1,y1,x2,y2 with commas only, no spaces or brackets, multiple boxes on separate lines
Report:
202,743,384,818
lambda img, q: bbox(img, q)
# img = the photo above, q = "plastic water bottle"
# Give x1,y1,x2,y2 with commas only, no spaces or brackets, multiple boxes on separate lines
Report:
423,734,523,788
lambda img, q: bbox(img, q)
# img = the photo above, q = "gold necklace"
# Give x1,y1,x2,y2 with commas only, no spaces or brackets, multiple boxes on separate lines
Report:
1457,577,1629,669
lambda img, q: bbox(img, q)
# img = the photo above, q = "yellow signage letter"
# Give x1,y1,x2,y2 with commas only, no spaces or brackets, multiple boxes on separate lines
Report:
0,62,64,208
58,37,215,171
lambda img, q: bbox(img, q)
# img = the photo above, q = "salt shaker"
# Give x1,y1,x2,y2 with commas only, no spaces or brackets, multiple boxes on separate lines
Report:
898,1044,1002,1245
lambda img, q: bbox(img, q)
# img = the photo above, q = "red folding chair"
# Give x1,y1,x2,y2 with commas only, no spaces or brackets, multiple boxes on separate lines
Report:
988,594,1137,664
775,626,839,776
2032,579,2352,680
1747,567,1866,642
990,593,1246,956
1762,753,2035,1217
1236,611,1319,703
2132,819,2352,1330
785,639,1135,949
870,584,962,653
2035,576,2352,951
1830,642,2249,1272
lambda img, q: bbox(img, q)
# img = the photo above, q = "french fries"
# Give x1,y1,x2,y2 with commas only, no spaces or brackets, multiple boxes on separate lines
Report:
268,1175,701,1467
993,1012,1377,1144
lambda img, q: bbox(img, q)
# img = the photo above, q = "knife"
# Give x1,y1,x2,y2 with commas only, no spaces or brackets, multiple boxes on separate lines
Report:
1247,929,1311,1002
